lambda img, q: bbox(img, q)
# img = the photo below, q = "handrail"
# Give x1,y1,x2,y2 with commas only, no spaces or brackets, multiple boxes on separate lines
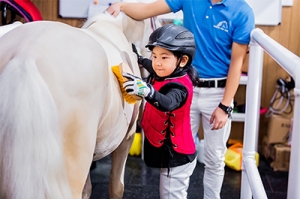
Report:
241,28,300,199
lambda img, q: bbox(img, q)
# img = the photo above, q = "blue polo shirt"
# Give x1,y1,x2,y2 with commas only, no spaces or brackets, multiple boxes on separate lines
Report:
165,0,255,78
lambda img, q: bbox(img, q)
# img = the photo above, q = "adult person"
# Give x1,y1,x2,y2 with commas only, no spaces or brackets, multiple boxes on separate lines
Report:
107,1,255,198
122,24,199,199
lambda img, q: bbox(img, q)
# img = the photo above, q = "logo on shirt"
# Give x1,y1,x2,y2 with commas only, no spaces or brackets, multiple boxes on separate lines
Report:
213,21,228,32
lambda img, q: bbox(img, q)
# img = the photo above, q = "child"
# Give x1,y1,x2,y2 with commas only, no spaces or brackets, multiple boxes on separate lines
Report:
122,24,199,199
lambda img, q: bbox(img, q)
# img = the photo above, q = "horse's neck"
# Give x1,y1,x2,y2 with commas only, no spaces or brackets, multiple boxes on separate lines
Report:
82,21,140,75
85,21,128,47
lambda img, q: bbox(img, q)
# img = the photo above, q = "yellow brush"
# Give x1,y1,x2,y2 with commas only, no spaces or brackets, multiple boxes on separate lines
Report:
111,63,142,104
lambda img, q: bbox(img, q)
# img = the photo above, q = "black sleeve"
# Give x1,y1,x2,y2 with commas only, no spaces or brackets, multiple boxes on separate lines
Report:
132,43,154,74
140,58,155,74
145,82,188,112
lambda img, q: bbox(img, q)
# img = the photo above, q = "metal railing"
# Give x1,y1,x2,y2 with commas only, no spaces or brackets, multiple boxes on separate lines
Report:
241,28,300,199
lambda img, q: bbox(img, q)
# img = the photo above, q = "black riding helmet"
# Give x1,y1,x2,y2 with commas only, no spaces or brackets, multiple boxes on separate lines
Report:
145,24,196,64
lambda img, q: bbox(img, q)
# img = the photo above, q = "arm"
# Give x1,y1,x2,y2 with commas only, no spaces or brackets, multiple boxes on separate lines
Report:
122,73,187,112
106,0,171,20
210,42,248,130
146,82,187,112
222,42,248,106
139,58,155,74
132,43,154,73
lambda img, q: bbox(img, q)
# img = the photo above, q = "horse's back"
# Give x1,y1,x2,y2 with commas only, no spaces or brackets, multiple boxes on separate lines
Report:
0,21,112,137
0,21,110,109
0,21,106,73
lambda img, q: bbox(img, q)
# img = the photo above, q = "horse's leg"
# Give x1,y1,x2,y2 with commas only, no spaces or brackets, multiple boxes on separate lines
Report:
109,131,135,199
82,173,92,199
63,119,97,199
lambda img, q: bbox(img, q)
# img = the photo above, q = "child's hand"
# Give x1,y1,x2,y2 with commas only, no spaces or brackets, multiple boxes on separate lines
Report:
132,43,144,66
122,72,154,98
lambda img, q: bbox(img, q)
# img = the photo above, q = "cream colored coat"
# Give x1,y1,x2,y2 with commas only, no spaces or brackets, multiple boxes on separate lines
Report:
0,12,144,199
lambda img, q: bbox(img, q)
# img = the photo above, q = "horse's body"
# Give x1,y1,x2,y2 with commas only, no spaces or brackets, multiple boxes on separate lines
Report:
0,12,144,199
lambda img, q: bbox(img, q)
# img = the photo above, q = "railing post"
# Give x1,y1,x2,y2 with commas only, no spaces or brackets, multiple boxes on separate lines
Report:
240,30,267,199
244,28,300,199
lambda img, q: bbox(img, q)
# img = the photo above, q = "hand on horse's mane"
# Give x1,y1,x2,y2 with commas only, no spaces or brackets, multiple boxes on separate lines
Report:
132,43,144,66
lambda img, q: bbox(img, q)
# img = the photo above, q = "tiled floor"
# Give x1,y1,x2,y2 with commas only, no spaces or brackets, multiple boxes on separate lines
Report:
90,154,289,199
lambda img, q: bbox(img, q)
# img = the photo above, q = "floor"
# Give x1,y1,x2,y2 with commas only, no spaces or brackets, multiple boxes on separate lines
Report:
90,154,289,199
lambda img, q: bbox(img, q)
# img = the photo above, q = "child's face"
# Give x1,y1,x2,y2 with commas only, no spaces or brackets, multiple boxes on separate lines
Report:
151,46,180,77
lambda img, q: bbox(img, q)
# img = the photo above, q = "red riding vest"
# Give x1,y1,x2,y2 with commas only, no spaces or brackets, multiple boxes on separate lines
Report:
141,74,195,154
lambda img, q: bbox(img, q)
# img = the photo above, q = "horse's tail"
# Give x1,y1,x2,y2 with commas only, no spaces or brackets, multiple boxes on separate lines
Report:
0,58,73,199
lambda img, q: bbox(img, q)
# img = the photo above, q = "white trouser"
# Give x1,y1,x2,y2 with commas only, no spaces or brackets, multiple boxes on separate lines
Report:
190,87,232,199
159,158,197,199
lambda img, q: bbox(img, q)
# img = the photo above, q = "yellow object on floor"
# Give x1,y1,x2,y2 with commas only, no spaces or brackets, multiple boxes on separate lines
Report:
129,133,142,156
224,142,259,171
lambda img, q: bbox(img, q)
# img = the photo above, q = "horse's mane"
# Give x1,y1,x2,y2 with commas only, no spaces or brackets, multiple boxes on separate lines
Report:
81,11,124,29
81,11,146,45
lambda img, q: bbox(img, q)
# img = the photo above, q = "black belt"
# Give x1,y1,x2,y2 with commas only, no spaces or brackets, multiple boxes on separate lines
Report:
197,79,226,88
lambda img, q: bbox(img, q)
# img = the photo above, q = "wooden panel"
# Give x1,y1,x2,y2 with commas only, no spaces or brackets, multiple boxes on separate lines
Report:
255,1,299,145
232,0,300,143
32,0,86,27
289,0,300,55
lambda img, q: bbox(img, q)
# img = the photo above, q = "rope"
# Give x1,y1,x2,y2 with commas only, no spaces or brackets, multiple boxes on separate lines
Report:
150,16,158,31
265,77,295,118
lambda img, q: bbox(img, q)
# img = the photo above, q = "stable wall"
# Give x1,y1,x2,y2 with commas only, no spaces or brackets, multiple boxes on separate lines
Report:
31,0,300,145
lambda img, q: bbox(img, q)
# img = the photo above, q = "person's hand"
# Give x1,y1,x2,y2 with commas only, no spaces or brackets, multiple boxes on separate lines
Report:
132,43,144,66
106,2,123,17
210,107,229,130
122,72,154,98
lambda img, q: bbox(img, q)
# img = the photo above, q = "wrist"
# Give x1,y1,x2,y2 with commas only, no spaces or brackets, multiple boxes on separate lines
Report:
145,84,154,99
218,102,233,118
119,2,125,11
220,100,231,107
137,56,144,65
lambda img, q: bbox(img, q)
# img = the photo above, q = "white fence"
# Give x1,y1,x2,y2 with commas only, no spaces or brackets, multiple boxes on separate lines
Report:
241,28,300,199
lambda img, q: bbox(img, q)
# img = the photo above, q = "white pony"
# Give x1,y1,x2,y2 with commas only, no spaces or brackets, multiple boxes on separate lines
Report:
0,11,146,199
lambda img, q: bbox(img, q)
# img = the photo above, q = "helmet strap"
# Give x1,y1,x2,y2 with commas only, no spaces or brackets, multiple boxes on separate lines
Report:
175,55,183,71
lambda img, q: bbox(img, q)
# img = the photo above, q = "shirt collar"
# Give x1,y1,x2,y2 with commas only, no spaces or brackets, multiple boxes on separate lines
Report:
222,0,230,6
210,0,229,7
